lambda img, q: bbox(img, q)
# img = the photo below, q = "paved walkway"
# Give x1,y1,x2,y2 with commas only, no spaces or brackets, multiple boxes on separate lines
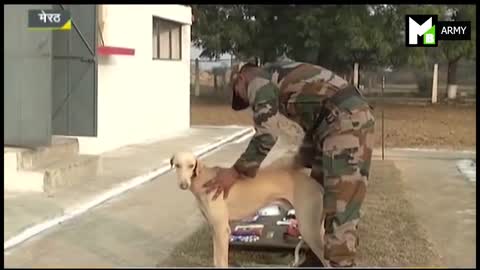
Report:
4,128,476,267
399,159,476,267
4,128,293,268
374,148,476,268
4,126,254,250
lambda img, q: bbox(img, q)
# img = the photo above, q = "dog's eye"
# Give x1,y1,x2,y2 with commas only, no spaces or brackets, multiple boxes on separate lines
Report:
175,164,180,168
188,164,194,168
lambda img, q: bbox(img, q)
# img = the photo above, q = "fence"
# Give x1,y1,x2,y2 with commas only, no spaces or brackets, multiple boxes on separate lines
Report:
190,58,241,100
359,60,476,99
190,57,476,101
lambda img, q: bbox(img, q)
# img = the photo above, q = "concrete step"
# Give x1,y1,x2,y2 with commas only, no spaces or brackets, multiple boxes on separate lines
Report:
5,152,100,193
17,137,79,170
31,154,100,194
4,150,21,173
4,167,44,193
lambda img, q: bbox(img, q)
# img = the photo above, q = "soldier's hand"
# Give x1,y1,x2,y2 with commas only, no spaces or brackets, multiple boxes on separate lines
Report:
203,167,241,200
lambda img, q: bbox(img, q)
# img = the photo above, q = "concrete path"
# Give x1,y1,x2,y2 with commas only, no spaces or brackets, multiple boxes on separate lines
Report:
374,148,476,268
4,130,295,268
4,126,254,250
373,147,476,161
4,130,476,267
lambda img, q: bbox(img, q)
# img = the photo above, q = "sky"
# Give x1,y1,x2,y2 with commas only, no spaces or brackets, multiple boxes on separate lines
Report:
190,45,231,60
190,45,232,71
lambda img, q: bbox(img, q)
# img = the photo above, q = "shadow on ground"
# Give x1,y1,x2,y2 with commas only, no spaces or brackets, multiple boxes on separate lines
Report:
157,161,443,267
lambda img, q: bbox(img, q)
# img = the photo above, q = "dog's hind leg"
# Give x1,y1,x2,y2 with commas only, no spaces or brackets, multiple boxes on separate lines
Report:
297,200,330,267
294,175,330,268
306,215,330,268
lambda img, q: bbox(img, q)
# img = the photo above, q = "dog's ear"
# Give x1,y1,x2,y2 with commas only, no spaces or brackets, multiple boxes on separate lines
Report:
170,156,175,168
193,159,202,177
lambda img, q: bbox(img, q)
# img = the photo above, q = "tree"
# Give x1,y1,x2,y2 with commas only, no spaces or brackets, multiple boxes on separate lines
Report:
192,4,476,99
240,5,295,62
440,5,476,94
191,5,293,61
288,5,347,70
192,4,404,72
287,5,404,78
391,5,476,96
390,5,449,96
191,5,244,59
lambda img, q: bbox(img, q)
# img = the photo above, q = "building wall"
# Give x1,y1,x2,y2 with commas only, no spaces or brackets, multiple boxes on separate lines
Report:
4,5,53,147
78,5,192,154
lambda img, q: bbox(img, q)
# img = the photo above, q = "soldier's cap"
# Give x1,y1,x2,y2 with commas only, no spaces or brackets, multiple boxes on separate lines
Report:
231,61,258,111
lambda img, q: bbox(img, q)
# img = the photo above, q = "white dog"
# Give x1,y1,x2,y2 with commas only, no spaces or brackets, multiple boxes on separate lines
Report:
170,151,330,268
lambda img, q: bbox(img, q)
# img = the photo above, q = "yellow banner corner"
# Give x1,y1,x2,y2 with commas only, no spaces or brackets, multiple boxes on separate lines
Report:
60,19,72,31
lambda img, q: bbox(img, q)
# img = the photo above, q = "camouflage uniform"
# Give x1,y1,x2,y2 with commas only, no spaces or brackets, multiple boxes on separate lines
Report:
231,61,375,267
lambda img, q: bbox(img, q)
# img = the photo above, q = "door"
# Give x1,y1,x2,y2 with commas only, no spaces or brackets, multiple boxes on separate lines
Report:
52,4,97,136
4,5,53,147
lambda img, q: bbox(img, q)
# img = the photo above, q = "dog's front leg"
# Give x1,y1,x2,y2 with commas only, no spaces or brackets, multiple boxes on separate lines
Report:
210,201,230,267
212,222,231,267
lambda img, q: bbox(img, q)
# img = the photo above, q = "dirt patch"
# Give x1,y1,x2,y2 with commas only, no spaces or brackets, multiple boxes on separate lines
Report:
190,96,476,150
158,161,443,267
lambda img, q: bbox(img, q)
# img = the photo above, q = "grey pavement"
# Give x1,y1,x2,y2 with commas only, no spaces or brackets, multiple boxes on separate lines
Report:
4,126,252,247
4,130,476,267
4,132,294,268
366,96,476,105
391,153,476,268
374,147,476,268
373,148,476,161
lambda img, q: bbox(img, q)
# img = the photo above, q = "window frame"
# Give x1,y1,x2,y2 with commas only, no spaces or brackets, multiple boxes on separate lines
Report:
152,16,183,61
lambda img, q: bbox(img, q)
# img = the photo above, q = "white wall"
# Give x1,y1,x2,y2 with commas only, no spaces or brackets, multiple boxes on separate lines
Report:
78,5,191,154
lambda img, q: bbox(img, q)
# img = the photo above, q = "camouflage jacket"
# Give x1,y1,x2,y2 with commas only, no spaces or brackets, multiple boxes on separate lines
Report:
233,61,369,177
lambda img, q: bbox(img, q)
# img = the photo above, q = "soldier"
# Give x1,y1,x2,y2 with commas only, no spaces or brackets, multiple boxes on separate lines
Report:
203,60,375,267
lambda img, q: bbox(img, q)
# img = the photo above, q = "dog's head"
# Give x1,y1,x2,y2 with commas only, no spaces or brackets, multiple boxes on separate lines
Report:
170,151,202,190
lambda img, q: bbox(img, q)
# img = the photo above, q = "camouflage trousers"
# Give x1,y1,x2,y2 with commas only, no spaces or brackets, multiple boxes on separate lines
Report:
296,103,375,267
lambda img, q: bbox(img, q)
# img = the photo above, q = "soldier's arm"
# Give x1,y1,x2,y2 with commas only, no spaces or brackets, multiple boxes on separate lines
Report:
233,87,279,178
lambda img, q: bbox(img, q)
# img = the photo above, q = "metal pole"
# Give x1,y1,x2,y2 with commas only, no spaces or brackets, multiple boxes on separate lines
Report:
195,58,200,97
353,62,359,88
431,63,438,104
381,75,385,161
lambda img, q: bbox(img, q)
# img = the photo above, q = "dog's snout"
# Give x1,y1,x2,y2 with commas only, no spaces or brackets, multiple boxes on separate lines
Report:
180,182,189,190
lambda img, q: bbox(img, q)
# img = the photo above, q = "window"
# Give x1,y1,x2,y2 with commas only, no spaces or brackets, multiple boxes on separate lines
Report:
153,17,182,60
